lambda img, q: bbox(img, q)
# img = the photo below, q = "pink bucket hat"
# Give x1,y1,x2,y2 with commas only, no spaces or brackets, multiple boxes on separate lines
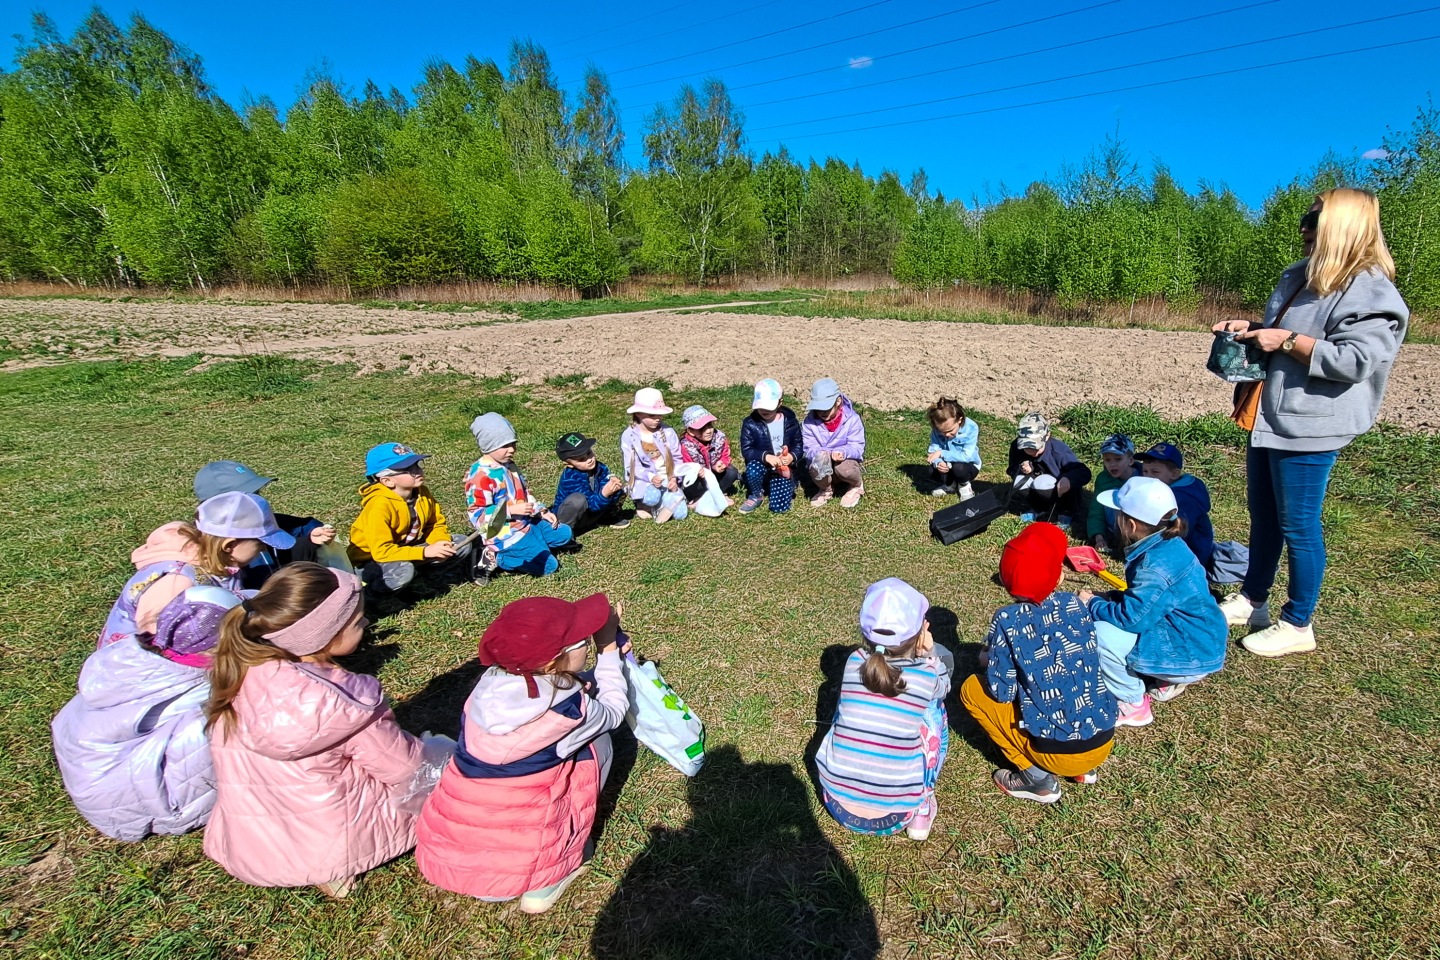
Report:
627,388,673,415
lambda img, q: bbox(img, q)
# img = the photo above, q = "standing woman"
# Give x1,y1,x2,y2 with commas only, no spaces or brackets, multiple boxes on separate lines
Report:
1213,188,1408,657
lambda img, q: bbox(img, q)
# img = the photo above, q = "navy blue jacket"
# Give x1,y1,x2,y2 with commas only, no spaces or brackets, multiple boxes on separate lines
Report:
1170,474,1215,570
1006,438,1093,490
739,407,804,466
554,461,624,513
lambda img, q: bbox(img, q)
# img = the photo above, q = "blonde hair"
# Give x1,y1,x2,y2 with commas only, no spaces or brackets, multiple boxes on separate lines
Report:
1307,188,1396,297
204,564,340,740
177,523,246,582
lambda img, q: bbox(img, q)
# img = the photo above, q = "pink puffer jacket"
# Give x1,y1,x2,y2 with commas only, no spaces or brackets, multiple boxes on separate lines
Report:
204,659,423,887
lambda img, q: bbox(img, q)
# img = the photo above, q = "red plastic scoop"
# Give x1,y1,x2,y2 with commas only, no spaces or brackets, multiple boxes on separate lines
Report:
1065,546,1127,590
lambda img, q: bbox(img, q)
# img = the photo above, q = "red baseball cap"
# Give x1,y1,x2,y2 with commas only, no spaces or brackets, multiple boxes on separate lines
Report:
999,522,1068,604
478,593,611,697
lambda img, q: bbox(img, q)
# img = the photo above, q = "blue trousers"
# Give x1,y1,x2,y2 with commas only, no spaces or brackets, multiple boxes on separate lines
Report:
1094,621,1210,704
744,461,796,513
1242,445,1340,627
495,520,573,576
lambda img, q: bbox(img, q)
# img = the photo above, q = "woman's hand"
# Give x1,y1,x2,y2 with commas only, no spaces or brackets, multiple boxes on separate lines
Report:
1213,319,1253,334
1236,327,1294,353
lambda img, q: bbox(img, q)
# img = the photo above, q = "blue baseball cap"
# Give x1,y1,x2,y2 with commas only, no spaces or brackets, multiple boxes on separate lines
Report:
194,460,273,501
1136,442,1183,469
365,442,430,476
1099,434,1135,457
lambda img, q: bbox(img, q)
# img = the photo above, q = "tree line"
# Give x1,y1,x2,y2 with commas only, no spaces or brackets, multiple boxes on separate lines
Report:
1,11,1436,308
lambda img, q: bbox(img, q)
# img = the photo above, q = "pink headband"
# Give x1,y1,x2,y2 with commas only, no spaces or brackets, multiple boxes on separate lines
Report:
262,568,363,656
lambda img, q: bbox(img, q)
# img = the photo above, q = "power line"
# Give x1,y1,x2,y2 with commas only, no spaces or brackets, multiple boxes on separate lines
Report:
615,0,1122,101
587,0,901,82
747,7,1440,133
556,0,790,67
747,34,1440,146
736,0,1286,112
547,0,710,52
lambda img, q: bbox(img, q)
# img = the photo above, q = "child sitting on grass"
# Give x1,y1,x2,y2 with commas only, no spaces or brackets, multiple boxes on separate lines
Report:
1088,434,1140,553
100,492,292,648
349,442,476,593
620,388,688,524
678,405,739,501
53,585,242,840
816,579,953,841
193,460,335,588
960,522,1117,804
1081,477,1228,727
1007,412,1091,530
802,378,866,509
925,397,981,500
739,378,803,515
466,413,575,576
204,564,425,898
1136,443,1215,572
416,594,629,914
553,431,629,535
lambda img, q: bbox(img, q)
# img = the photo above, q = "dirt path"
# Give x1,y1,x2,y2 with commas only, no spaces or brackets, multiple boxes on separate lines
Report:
3,298,1436,429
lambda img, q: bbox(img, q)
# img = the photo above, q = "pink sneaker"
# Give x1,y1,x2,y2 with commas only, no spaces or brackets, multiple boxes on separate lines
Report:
905,796,936,841
1116,695,1153,728
840,485,864,509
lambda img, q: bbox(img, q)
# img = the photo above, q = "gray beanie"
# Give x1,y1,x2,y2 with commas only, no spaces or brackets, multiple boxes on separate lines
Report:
470,412,518,453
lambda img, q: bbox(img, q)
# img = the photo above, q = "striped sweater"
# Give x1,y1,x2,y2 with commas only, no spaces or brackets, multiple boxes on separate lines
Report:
816,649,953,819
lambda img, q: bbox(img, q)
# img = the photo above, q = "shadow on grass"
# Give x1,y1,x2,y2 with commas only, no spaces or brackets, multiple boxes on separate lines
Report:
591,744,880,960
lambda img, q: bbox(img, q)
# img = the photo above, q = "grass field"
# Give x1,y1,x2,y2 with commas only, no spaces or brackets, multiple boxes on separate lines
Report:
1,355,1438,959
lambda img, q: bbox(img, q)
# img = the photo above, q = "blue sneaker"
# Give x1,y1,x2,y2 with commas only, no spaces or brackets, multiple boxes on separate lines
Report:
1019,511,1038,522
738,497,762,515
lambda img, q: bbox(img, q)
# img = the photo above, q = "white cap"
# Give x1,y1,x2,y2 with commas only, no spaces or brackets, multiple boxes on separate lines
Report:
196,492,295,550
859,578,929,650
752,378,783,411
1097,476,1178,526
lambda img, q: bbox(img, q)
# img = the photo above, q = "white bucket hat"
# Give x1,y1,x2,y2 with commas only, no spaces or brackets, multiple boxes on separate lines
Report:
627,388,673,415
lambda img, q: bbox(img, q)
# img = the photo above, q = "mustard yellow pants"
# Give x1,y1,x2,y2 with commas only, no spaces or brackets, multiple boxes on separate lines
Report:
959,674,1113,778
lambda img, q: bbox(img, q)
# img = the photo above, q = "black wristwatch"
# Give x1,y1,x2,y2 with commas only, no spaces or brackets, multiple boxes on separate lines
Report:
1281,331,1300,353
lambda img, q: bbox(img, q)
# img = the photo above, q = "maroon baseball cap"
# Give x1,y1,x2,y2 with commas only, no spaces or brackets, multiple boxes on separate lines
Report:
478,593,611,697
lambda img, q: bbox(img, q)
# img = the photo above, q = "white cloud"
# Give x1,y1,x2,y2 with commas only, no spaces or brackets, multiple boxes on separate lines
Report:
848,56,874,69
1362,148,1390,160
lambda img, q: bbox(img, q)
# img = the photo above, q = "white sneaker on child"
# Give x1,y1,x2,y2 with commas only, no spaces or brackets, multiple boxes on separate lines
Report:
518,863,588,914
957,482,975,501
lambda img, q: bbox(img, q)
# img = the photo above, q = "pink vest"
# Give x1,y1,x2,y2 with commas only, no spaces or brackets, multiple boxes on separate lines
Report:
415,690,601,899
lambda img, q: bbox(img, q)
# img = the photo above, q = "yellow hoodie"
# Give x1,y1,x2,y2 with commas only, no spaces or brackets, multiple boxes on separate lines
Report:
347,482,452,565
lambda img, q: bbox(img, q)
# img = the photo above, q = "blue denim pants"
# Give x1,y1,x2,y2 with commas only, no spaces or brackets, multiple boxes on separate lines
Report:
1094,621,1210,704
495,520,574,576
1242,445,1340,627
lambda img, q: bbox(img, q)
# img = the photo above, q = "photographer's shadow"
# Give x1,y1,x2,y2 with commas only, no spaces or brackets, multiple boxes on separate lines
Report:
591,744,879,960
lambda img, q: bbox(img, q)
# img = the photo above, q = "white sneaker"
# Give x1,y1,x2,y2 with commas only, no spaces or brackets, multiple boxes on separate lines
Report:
1242,620,1316,658
930,485,952,498
957,482,975,501
518,864,588,914
1218,593,1271,628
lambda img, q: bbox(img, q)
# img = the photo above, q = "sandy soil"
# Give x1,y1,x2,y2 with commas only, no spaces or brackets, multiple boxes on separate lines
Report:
3,298,1436,429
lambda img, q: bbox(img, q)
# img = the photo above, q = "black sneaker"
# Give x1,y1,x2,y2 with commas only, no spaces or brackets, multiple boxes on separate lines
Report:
993,768,1061,804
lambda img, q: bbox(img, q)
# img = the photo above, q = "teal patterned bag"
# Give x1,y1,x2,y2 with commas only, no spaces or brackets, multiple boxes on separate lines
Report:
1207,331,1268,383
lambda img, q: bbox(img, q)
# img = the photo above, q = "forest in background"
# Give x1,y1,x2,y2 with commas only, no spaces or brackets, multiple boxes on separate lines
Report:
1,11,1436,308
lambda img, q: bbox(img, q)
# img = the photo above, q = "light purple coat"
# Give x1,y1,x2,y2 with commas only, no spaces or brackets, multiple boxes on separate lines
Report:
51,638,215,841
802,397,866,462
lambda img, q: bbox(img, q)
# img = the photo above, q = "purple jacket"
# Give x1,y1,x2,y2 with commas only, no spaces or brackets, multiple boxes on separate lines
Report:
802,397,866,462
51,637,215,841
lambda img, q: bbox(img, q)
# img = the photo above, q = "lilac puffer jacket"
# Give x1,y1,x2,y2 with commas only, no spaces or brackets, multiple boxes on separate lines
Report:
51,638,215,841
801,396,866,461
204,660,423,887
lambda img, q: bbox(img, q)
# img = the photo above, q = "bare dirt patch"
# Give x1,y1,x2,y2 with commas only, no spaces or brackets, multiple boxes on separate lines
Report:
4,298,1437,429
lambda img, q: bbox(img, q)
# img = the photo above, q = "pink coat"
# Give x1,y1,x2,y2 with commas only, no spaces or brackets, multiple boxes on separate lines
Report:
416,656,626,900
204,660,423,887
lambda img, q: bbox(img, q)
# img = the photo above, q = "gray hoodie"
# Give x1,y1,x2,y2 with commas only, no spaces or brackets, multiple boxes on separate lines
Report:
1251,261,1409,452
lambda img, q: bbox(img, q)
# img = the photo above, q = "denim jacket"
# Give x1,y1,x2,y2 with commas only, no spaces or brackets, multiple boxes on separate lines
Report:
1086,531,1228,676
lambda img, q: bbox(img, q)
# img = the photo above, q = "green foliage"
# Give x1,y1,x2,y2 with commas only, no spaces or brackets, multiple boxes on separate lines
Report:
317,171,463,289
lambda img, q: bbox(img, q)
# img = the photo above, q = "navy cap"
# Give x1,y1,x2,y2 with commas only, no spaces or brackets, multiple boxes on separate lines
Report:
365,442,429,476
194,460,273,501
1136,442,1183,469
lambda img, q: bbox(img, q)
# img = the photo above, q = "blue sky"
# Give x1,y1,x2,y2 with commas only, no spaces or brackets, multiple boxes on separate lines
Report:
4,0,1436,207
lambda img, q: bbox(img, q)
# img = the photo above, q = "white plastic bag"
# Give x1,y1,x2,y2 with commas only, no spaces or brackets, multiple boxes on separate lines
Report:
392,733,456,814
621,652,705,776
675,462,729,518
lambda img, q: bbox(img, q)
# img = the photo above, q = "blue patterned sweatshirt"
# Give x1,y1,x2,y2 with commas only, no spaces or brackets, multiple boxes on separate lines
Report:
982,592,1117,751
554,461,624,514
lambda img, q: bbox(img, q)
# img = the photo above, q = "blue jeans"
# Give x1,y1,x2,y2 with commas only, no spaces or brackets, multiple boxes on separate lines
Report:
495,520,573,576
1242,445,1340,627
1094,622,1210,704
743,461,796,513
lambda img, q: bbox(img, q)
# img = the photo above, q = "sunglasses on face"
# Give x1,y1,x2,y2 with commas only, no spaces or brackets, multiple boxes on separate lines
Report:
1299,210,1320,232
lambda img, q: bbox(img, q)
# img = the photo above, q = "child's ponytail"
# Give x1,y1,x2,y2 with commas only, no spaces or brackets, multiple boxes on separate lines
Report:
1158,509,1189,541
859,635,921,698
204,564,341,739
927,397,966,429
